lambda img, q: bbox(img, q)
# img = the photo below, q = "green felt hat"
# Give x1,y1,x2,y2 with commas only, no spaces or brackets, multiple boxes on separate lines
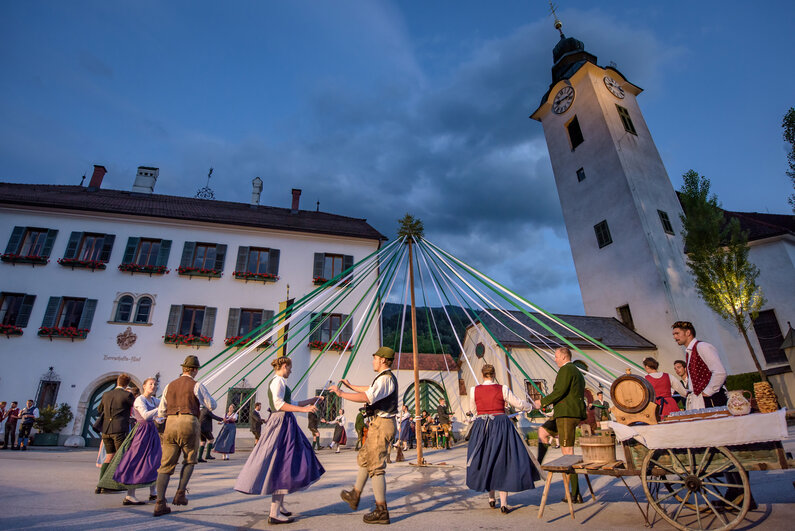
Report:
373,346,395,360
181,355,201,369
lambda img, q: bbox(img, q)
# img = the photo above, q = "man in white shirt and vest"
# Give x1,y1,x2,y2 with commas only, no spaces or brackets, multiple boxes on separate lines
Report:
330,346,398,525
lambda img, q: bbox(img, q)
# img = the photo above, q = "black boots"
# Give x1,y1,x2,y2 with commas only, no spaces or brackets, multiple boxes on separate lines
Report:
537,442,549,465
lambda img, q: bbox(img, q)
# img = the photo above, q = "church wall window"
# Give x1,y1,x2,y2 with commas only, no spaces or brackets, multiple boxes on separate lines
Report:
567,116,584,150
657,210,675,235
616,304,635,330
576,167,586,182
616,105,637,135
594,220,613,248
752,309,787,365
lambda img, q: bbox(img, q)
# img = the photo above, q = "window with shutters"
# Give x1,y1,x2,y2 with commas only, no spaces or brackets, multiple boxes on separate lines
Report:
58,232,115,270
2,226,58,265
38,296,97,339
594,220,613,248
109,293,155,325
177,242,226,278
0,292,36,336
164,304,216,346
752,309,787,365
312,253,354,285
309,312,353,351
118,237,171,275
225,308,274,346
616,104,637,135
233,246,280,282
567,116,584,150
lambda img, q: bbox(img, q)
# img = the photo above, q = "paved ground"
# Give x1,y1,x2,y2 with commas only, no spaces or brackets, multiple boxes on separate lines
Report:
1,441,794,530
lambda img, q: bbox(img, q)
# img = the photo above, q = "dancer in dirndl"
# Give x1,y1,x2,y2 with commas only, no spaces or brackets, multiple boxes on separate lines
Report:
323,408,347,453
467,364,539,513
234,357,325,525
214,404,237,460
397,404,412,450
97,377,163,505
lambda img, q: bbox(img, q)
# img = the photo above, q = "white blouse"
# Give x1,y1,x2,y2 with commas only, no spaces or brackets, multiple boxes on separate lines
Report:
133,395,160,422
269,376,291,411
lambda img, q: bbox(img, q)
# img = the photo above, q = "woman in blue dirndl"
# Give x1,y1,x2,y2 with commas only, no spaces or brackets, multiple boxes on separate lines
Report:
213,404,238,460
466,363,539,513
234,357,325,525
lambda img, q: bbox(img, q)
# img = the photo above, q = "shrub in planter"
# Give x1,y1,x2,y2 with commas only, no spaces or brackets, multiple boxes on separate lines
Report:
33,403,73,445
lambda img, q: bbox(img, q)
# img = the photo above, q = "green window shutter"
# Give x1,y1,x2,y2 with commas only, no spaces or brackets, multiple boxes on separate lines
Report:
267,249,280,276
309,312,322,342
343,255,354,274
63,232,82,259
16,294,36,328
261,309,275,333
180,241,196,268
156,240,172,267
78,299,98,330
342,315,353,343
41,229,59,258
201,307,217,338
235,246,249,273
214,244,227,272
165,305,182,336
99,234,115,262
313,253,325,278
5,226,25,254
226,308,241,338
121,237,140,264
41,297,62,327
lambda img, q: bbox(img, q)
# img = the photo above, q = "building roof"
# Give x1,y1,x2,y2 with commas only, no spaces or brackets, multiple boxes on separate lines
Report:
474,311,656,350
0,182,386,241
722,209,795,243
395,353,459,372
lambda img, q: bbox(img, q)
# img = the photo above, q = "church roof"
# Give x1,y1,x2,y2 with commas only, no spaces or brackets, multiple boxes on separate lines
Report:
473,311,656,351
0,182,386,241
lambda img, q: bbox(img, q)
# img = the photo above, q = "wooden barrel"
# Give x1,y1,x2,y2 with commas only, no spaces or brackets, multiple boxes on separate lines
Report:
610,374,656,414
580,435,616,464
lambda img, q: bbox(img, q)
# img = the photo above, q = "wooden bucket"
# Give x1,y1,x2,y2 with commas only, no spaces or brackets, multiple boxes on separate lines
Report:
580,435,616,464
610,374,656,414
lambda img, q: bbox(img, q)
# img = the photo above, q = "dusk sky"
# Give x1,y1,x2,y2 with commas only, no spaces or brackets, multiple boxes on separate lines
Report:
2,1,793,315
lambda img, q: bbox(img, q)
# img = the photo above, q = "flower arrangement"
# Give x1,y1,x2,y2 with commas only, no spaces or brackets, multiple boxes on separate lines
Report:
118,263,169,275
38,326,89,339
1,253,49,265
233,270,279,282
163,333,212,346
177,265,222,277
1,323,23,336
312,276,328,285
224,336,273,347
309,340,352,352
57,257,106,270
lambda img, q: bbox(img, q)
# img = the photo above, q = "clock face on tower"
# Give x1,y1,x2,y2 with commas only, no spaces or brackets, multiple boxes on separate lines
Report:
552,86,574,114
603,76,625,99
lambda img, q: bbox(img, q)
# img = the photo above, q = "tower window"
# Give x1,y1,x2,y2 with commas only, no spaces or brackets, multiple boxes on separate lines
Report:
658,210,675,235
616,304,635,330
576,168,586,182
567,116,584,150
594,220,612,248
616,105,637,135
751,310,787,365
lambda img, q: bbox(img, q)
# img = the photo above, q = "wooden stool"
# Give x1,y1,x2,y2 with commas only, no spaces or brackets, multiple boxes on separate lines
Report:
537,455,593,520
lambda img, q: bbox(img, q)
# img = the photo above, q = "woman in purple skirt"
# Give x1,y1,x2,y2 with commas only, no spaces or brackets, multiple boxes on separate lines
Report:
234,357,325,525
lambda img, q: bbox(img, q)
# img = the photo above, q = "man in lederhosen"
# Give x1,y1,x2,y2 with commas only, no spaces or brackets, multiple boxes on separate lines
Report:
153,355,217,517
197,405,223,463
330,346,397,525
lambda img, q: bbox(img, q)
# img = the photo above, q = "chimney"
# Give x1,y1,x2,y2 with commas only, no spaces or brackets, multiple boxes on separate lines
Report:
251,177,263,206
87,165,107,191
291,188,301,213
132,166,159,194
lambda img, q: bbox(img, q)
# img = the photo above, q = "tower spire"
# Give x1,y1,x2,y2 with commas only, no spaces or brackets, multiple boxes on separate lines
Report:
549,1,565,38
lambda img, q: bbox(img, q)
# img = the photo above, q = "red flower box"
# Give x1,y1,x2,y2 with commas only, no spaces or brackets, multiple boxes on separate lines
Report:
163,333,212,346
118,263,169,275
1,253,49,265
224,336,273,347
38,326,89,340
312,277,328,285
57,257,107,270
309,340,352,352
233,271,279,282
1,323,23,337
177,266,222,278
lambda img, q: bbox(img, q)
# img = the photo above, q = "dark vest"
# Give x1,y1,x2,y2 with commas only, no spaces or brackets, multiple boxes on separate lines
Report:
369,370,398,415
268,378,292,412
165,375,200,417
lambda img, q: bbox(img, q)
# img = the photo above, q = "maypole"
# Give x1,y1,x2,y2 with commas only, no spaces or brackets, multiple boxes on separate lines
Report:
398,214,426,466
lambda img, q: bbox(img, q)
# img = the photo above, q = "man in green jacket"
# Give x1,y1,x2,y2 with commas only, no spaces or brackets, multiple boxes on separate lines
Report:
534,346,586,503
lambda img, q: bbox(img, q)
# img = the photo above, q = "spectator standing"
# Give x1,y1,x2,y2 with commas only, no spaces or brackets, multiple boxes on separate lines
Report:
3,402,20,449
17,400,39,451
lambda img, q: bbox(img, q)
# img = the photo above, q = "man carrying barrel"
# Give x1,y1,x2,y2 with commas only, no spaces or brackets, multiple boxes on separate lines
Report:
534,346,586,504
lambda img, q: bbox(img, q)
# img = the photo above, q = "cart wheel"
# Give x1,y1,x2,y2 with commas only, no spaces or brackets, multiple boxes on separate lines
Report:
641,446,749,531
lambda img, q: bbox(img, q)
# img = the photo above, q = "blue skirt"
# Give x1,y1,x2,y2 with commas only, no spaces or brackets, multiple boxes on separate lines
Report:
466,415,539,493
235,411,325,496
398,418,412,442
214,423,236,454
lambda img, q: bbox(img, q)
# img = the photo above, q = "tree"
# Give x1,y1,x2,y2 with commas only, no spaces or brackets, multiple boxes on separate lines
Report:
679,170,768,381
783,107,795,211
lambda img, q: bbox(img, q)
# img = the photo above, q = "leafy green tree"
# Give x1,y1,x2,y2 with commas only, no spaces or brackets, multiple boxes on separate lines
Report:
679,170,768,381
783,107,795,211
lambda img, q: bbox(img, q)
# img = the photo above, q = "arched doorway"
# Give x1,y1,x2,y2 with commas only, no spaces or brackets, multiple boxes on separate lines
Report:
402,379,447,414
80,378,139,447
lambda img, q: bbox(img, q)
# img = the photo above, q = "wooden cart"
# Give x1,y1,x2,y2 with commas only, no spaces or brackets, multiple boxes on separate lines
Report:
538,410,794,531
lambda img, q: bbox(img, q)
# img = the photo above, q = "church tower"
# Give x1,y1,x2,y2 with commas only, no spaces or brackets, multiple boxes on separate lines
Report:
530,20,733,368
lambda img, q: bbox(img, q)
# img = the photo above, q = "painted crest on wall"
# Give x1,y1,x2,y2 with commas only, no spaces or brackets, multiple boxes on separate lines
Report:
117,327,137,350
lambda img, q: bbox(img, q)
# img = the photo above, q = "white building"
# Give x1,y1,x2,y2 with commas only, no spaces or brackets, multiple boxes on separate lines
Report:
0,165,391,445
530,29,795,406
